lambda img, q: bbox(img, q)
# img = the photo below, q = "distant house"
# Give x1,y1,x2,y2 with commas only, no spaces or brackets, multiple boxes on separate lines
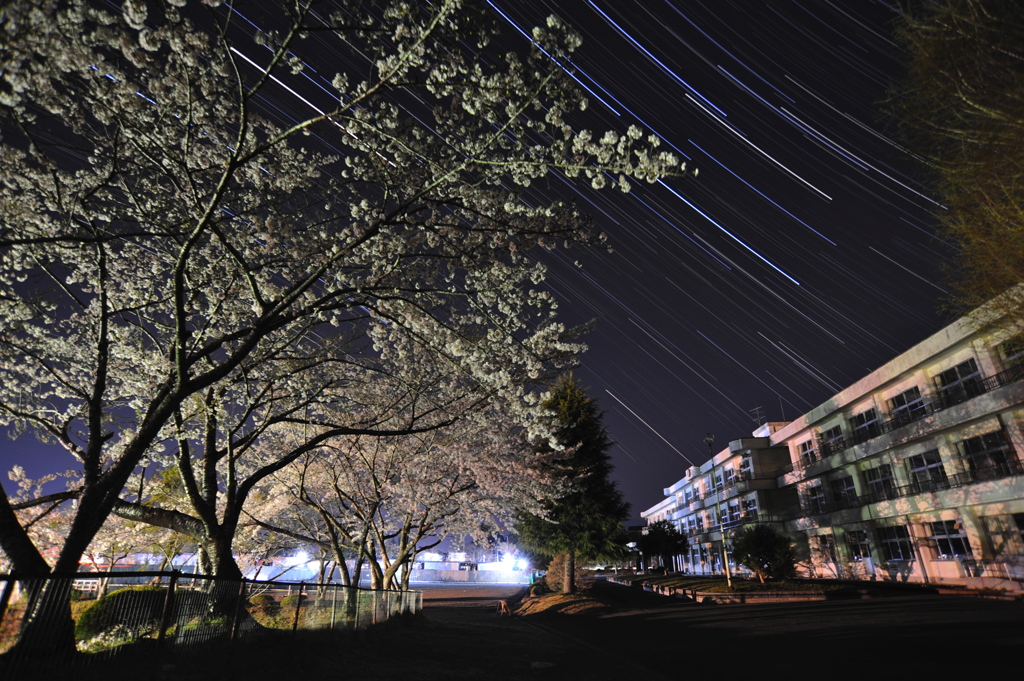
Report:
643,302,1024,590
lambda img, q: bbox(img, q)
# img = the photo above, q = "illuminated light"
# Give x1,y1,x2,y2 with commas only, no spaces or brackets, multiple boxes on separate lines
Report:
283,550,310,566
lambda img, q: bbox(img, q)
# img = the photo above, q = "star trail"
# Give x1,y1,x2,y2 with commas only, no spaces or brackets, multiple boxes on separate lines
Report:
485,1,948,518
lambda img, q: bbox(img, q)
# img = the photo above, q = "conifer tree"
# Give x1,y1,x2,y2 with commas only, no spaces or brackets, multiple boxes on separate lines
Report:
516,377,630,594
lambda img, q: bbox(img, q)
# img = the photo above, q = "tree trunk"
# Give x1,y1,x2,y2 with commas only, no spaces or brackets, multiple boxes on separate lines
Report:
11,578,76,659
563,552,576,595
10,493,114,659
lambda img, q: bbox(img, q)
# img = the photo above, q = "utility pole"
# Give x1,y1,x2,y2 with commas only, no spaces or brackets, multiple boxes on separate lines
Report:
705,433,732,588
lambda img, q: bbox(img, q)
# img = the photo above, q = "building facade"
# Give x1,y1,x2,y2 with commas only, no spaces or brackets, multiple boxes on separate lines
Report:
642,307,1024,589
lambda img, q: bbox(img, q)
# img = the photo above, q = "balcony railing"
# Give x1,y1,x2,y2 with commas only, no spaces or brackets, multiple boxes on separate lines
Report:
784,362,1024,474
797,457,1024,517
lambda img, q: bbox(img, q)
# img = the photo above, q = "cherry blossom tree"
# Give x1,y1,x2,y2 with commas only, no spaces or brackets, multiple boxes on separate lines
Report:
247,404,550,591
0,0,681,653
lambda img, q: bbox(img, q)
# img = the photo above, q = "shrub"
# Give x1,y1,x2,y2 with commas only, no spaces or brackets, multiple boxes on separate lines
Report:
543,555,587,594
528,583,547,597
75,587,166,643
280,594,307,608
75,586,213,650
249,594,276,606
544,555,565,594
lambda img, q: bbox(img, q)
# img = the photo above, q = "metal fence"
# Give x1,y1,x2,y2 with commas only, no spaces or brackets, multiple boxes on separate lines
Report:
0,570,422,679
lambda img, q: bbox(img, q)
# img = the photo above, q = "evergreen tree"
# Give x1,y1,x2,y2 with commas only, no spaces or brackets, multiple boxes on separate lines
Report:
638,519,689,572
516,377,630,594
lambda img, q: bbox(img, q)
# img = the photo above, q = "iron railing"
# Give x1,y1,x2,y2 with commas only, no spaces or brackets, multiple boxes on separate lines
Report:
0,570,421,680
797,458,1024,518
782,362,1024,476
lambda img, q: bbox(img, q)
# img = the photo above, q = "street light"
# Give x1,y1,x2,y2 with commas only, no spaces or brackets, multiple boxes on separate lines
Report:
705,433,733,588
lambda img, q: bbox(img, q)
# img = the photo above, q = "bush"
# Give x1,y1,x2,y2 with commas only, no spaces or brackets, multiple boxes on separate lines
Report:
280,594,307,608
75,586,212,650
543,555,588,594
75,587,166,643
249,594,276,606
528,583,547,597
544,555,566,593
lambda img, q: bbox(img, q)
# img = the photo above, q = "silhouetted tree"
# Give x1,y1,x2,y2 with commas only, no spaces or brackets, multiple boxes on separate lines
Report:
516,377,630,594
731,524,796,583
638,519,688,571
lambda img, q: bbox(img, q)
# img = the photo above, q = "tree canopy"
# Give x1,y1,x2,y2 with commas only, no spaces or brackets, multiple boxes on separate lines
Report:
515,377,630,593
638,519,688,571
0,0,682,654
0,0,678,574
731,523,796,583
892,0,1024,321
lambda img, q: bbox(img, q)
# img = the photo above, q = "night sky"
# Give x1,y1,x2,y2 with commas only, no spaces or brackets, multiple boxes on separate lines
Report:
3,1,951,525
489,0,949,520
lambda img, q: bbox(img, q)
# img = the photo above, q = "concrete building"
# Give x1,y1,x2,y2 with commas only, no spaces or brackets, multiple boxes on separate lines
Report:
642,305,1024,589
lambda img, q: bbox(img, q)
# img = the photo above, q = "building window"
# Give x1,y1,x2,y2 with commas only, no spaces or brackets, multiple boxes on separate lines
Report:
929,520,972,558
742,497,758,522
864,464,898,501
888,386,928,426
982,514,1024,557
814,534,838,562
739,456,753,480
998,336,1024,366
819,425,845,456
907,450,949,493
830,475,858,509
798,439,817,467
727,501,741,524
850,408,881,443
804,481,826,515
878,526,914,561
846,530,871,560
957,430,1021,481
935,358,983,407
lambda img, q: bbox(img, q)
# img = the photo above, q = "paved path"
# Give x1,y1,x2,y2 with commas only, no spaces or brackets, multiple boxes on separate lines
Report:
417,580,1024,679
522,580,1024,678
413,583,642,679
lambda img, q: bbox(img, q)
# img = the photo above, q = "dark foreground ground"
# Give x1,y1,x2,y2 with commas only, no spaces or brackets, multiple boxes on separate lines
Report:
6,580,1023,680
517,580,1024,679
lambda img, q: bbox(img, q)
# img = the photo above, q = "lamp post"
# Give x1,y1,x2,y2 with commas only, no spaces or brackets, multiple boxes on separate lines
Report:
705,432,733,588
